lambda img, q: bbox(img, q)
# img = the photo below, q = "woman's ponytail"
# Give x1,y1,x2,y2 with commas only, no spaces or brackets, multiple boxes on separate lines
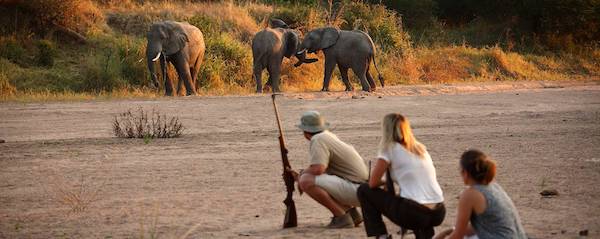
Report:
460,149,497,185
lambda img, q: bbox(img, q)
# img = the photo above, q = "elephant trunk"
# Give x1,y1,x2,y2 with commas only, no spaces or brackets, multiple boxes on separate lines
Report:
146,44,162,88
293,48,318,67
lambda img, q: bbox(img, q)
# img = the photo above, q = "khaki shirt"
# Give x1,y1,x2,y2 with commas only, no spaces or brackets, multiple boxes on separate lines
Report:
309,131,368,183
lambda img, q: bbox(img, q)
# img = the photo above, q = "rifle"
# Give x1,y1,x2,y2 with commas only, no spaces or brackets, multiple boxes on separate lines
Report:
271,93,298,228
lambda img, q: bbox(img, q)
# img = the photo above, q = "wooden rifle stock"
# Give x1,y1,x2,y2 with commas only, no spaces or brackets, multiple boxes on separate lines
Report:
271,94,297,228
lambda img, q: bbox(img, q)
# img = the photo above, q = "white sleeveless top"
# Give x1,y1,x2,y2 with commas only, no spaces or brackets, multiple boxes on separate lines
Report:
378,143,444,204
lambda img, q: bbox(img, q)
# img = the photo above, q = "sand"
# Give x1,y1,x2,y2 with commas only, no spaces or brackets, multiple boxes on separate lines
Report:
1,81,599,238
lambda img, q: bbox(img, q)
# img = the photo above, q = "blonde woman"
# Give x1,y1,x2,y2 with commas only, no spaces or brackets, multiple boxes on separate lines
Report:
357,113,445,239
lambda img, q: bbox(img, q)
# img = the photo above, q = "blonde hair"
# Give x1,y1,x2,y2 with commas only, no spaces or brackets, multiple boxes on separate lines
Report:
379,113,426,158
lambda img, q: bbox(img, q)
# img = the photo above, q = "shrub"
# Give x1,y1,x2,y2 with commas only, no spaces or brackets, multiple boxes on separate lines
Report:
20,0,104,34
79,49,125,93
187,15,222,39
202,33,253,88
271,4,325,31
0,38,28,66
36,40,56,67
114,36,148,87
341,2,412,53
113,107,184,138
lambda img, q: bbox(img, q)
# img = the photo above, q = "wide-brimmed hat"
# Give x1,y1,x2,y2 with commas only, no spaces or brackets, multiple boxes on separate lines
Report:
297,111,330,133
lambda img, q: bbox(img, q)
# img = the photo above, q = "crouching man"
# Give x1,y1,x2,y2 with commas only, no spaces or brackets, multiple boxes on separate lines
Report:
287,111,369,228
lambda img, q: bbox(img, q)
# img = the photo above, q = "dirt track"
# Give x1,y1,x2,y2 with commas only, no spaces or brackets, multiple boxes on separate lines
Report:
1,81,599,238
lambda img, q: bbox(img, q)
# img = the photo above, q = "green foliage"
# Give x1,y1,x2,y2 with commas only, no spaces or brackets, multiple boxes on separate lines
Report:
0,38,28,66
36,40,56,67
270,4,324,30
341,2,412,53
199,33,253,89
114,37,148,87
187,15,222,39
79,49,126,93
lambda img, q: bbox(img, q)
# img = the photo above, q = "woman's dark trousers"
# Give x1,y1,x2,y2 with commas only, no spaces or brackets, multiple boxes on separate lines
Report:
357,183,446,239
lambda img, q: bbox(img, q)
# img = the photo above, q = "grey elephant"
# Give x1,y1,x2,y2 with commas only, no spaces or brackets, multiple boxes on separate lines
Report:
252,21,318,93
297,27,384,92
146,21,205,96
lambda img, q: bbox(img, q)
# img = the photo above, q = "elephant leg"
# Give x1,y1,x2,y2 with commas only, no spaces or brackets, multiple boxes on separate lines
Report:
267,59,282,92
190,54,203,91
366,67,376,90
339,66,353,91
253,63,264,93
176,75,185,96
161,58,174,96
172,53,196,96
322,57,336,91
352,62,371,92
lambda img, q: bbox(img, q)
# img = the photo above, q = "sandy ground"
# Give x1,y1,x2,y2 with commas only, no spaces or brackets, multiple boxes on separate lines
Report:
1,81,599,239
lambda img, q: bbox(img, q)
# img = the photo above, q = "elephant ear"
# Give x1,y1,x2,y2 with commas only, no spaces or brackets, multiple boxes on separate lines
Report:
319,27,340,49
284,31,299,58
164,23,189,55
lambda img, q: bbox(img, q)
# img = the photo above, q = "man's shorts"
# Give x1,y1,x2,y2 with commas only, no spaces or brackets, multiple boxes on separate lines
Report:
314,174,361,207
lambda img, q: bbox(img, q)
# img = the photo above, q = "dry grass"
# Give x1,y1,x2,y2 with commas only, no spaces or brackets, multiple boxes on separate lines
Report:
39,171,106,213
105,1,260,42
0,88,159,102
113,107,184,139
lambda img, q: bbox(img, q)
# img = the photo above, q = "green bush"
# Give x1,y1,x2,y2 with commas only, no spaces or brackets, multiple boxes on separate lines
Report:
0,38,28,66
270,4,324,30
187,15,221,39
79,49,126,93
36,40,56,67
341,2,412,53
202,33,253,87
114,37,148,87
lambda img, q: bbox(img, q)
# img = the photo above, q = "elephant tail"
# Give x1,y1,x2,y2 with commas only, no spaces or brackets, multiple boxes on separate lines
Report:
364,32,384,88
372,54,384,88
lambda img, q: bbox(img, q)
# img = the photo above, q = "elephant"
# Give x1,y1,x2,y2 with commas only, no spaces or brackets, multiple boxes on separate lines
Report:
146,21,205,96
297,27,384,92
251,21,318,93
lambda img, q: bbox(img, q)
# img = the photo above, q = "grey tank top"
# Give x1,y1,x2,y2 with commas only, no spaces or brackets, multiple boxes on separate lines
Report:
471,183,527,239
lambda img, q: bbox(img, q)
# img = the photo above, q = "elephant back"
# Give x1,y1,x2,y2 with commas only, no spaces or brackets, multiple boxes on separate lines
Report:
252,28,283,55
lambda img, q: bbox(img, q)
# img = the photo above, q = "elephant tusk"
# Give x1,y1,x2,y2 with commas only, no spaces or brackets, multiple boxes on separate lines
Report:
296,49,306,55
152,52,161,62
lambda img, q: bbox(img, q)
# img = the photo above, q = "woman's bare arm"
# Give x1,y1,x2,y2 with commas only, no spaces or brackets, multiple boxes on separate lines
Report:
368,159,388,188
446,188,478,239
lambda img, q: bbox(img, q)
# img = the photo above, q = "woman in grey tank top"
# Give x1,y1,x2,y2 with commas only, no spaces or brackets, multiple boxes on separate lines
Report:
434,150,527,239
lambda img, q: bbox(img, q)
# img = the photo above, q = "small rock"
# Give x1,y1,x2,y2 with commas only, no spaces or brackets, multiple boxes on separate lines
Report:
561,230,566,234
540,189,559,197
255,214,259,218
360,96,365,99
378,96,383,98
0,139,4,143
351,95,360,99
298,97,303,100
516,93,519,95
579,229,588,236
